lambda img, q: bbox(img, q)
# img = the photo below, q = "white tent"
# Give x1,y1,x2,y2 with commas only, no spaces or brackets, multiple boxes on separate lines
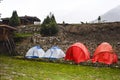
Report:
25,46,45,58
44,46,65,59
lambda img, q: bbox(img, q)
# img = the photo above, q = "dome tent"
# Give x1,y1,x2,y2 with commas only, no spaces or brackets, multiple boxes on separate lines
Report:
43,46,65,59
65,42,90,64
25,46,45,58
92,42,118,64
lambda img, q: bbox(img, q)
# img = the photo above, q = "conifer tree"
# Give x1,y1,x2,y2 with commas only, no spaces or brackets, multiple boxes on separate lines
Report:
9,10,21,27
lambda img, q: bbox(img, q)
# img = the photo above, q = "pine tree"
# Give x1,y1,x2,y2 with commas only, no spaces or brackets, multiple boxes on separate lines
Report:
40,13,58,36
9,11,21,27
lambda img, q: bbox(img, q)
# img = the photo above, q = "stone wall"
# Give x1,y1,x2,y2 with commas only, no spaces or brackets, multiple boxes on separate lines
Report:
64,23,120,57
16,23,120,58
16,25,72,55
17,25,40,33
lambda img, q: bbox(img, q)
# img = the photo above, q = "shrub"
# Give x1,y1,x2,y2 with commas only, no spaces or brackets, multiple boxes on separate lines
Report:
40,13,59,36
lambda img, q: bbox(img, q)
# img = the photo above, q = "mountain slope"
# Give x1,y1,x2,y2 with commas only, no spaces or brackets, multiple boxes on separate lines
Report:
93,5,120,23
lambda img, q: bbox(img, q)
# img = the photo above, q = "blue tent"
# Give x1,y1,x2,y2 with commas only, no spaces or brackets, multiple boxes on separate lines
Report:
25,46,45,58
44,46,65,59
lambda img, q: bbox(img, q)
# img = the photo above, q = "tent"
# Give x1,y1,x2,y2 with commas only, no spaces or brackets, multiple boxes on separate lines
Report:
25,46,45,58
65,42,90,64
92,42,118,64
43,46,65,59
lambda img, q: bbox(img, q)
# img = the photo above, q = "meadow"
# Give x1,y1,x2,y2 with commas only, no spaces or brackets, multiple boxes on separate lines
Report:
0,54,120,80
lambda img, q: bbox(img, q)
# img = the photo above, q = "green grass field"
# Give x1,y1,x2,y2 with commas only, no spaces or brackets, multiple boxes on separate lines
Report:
0,55,120,80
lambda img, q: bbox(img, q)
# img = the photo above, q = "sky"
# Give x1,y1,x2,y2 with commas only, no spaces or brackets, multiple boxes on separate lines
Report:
0,0,120,23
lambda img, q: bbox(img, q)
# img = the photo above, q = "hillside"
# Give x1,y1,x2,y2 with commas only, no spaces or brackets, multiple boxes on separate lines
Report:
63,22,120,56
16,22,120,58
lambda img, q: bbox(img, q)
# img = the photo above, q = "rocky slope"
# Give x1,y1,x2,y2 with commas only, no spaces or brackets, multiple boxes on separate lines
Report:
16,22,120,58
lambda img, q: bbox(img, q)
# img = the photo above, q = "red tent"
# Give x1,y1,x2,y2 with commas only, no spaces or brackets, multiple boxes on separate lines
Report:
92,42,118,64
65,42,90,64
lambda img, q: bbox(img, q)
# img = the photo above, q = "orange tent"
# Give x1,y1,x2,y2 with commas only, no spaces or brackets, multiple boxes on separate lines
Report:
65,42,90,64
92,42,118,64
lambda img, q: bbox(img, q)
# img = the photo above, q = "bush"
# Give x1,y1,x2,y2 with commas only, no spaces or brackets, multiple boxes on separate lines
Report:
40,13,59,36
